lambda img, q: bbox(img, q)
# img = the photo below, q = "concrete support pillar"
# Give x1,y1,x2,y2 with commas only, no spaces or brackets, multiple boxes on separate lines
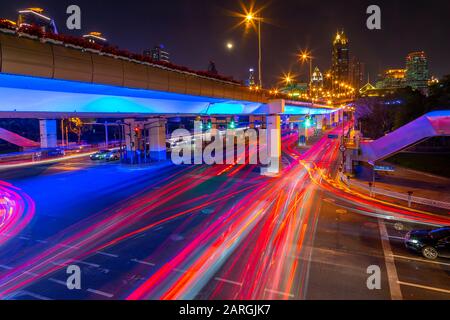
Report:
39,119,57,149
339,109,344,122
324,114,331,128
261,100,284,176
332,111,337,124
124,119,136,153
316,115,325,130
149,119,167,161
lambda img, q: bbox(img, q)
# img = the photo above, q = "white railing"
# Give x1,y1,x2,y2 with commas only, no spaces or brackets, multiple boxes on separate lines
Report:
340,174,450,210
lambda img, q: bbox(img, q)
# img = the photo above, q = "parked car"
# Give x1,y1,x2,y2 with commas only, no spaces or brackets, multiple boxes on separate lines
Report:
90,150,120,161
405,227,450,260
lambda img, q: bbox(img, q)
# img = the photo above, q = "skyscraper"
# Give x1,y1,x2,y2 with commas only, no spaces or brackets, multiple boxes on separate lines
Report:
311,67,324,88
405,51,429,91
247,68,256,87
144,45,170,63
332,30,350,84
17,7,58,34
349,57,365,91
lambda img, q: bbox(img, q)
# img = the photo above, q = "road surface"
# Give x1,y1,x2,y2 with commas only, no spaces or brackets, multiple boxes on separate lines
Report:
0,128,448,300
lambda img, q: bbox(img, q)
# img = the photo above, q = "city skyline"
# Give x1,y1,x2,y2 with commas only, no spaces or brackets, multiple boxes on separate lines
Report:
0,0,449,86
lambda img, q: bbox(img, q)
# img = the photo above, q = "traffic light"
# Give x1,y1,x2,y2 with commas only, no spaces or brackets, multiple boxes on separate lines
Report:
207,119,212,130
229,119,236,129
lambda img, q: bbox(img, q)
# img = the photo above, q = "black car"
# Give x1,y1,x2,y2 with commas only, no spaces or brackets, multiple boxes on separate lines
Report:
405,227,450,260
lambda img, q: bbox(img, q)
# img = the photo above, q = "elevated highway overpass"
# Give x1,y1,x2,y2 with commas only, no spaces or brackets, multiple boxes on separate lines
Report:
0,29,343,173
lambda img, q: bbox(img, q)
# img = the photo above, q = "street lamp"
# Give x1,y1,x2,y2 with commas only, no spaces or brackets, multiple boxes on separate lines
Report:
299,50,313,97
242,10,263,88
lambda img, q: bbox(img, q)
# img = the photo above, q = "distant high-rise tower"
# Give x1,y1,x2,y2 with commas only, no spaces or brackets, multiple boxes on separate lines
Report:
144,45,170,63
349,57,365,91
311,67,324,88
405,51,429,91
332,30,350,84
17,7,58,34
247,68,256,87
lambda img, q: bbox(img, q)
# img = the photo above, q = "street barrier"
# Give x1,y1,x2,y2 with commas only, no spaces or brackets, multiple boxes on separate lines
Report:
340,174,450,210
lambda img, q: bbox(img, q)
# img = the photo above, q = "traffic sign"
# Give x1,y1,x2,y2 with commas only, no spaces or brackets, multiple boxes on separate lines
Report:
374,165,395,172
328,134,339,139
339,145,347,153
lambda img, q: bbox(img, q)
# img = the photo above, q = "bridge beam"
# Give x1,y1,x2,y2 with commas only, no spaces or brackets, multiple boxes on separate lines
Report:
39,119,57,149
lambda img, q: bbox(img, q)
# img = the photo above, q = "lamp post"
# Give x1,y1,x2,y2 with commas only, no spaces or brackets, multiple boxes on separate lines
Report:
245,13,263,88
299,51,313,98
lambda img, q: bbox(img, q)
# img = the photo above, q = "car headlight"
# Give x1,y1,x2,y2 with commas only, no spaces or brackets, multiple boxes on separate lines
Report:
411,239,419,244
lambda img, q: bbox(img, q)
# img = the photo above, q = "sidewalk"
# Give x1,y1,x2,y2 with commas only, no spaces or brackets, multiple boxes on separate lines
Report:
345,163,450,213
356,163,450,203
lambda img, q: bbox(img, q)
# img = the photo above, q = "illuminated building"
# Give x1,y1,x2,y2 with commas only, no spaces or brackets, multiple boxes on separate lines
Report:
144,45,170,63
377,69,406,89
17,8,57,34
359,82,376,96
82,32,108,46
349,57,365,91
280,82,309,98
332,30,349,83
311,67,323,89
405,51,429,91
247,68,256,87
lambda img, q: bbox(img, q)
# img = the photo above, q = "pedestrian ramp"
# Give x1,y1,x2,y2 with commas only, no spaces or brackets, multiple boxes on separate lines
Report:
360,110,450,164
0,127,40,149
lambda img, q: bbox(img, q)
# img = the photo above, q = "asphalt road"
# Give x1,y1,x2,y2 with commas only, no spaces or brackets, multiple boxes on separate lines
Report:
0,130,448,300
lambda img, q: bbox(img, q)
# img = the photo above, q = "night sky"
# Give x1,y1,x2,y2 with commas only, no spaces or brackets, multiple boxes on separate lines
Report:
1,0,449,86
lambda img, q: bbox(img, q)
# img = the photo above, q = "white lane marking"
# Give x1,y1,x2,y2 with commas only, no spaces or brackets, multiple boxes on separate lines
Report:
393,254,450,267
388,236,405,241
51,261,68,267
97,251,119,258
264,288,294,298
23,271,39,277
131,259,156,267
71,260,100,268
35,240,48,244
49,278,67,286
378,220,403,300
58,244,80,250
398,281,450,294
0,264,13,270
214,277,243,287
19,236,31,241
87,288,114,298
19,291,53,300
